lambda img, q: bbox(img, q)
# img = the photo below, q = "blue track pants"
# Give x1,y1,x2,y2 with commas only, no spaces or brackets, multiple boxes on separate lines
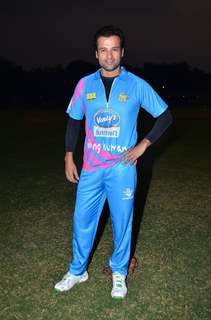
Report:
68,162,137,276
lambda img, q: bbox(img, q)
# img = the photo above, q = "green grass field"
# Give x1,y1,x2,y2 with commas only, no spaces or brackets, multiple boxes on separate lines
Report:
0,107,210,320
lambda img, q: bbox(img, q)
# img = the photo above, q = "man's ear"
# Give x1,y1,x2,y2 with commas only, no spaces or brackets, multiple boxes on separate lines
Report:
121,48,124,58
95,51,99,59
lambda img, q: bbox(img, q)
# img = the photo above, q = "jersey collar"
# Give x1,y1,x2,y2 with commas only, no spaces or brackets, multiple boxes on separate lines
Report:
94,66,128,81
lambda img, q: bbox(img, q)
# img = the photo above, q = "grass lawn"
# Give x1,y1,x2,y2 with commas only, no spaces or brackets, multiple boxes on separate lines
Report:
0,106,210,320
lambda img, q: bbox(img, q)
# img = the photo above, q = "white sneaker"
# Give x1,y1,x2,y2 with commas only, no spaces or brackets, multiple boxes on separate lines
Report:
111,272,127,299
54,271,88,292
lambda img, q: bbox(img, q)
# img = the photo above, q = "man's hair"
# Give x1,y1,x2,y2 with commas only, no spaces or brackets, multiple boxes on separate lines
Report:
94,25,125,51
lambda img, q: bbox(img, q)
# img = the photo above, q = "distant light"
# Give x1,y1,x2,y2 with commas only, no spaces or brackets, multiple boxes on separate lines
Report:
162,85,165,89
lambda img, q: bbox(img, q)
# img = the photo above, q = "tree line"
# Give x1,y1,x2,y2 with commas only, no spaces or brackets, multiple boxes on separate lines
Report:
0,57,211,108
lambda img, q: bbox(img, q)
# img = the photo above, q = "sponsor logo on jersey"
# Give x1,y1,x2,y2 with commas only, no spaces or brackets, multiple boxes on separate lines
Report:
118,93,129,102
122,188,134,200
86,92,96,100
94,109,120,138
87,140,127,154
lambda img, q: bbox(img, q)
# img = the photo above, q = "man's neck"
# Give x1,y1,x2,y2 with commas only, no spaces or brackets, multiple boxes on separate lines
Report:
101,66,121,78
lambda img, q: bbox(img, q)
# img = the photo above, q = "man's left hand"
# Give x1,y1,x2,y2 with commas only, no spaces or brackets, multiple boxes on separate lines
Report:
121,138,151,165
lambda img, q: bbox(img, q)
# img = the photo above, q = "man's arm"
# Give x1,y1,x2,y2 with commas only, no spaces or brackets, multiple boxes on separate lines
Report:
122,109,173,164
145,108,173,144
65,117,81,183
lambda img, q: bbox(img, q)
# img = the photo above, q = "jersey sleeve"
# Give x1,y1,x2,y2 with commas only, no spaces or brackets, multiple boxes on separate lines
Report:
138,78,168,118
66,78,86,120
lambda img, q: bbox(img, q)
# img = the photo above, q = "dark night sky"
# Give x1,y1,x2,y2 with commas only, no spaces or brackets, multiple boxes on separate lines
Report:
1,0,211,72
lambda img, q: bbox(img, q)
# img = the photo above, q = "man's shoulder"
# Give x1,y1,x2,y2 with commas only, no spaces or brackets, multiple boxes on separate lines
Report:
125,69,145,82
77,70,99,84
123,68,149,87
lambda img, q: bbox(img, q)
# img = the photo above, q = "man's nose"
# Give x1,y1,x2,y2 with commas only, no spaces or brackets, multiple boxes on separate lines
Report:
107,50,113,58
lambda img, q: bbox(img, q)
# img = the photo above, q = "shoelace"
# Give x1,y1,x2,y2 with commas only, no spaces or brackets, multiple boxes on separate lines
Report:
63,272,74,281
113,274,125,288
63,273,70,280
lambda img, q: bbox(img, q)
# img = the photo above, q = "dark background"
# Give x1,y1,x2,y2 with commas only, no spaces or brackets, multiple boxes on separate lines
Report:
1,0,211,107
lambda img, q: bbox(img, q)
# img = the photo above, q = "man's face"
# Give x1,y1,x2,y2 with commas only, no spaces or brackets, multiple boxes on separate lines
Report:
95,35,124,77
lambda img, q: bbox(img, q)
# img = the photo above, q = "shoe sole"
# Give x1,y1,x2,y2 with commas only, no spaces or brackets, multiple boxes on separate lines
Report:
111,294,126,300
54,273,88,292
111,291,127,299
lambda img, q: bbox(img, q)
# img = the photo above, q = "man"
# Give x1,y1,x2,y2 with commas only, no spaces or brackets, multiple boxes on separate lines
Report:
55,26,172,299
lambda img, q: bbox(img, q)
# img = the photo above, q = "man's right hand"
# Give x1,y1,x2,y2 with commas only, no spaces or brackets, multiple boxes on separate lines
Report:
65,152,79,183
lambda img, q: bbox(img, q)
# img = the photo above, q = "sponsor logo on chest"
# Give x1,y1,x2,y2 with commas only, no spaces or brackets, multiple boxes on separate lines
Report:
93,109,120,138
94,109,120,128
86,92,96,100
118,93,129,102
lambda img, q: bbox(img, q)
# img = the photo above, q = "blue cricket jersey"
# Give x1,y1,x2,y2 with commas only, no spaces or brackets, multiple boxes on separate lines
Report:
66,67,167,171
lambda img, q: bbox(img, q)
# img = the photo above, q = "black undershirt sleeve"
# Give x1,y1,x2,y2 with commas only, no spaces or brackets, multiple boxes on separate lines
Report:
65,117,81,152
145,108,173,144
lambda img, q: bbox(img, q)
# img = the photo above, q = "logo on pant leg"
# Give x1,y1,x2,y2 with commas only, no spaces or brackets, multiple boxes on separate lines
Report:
122,188,134,200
